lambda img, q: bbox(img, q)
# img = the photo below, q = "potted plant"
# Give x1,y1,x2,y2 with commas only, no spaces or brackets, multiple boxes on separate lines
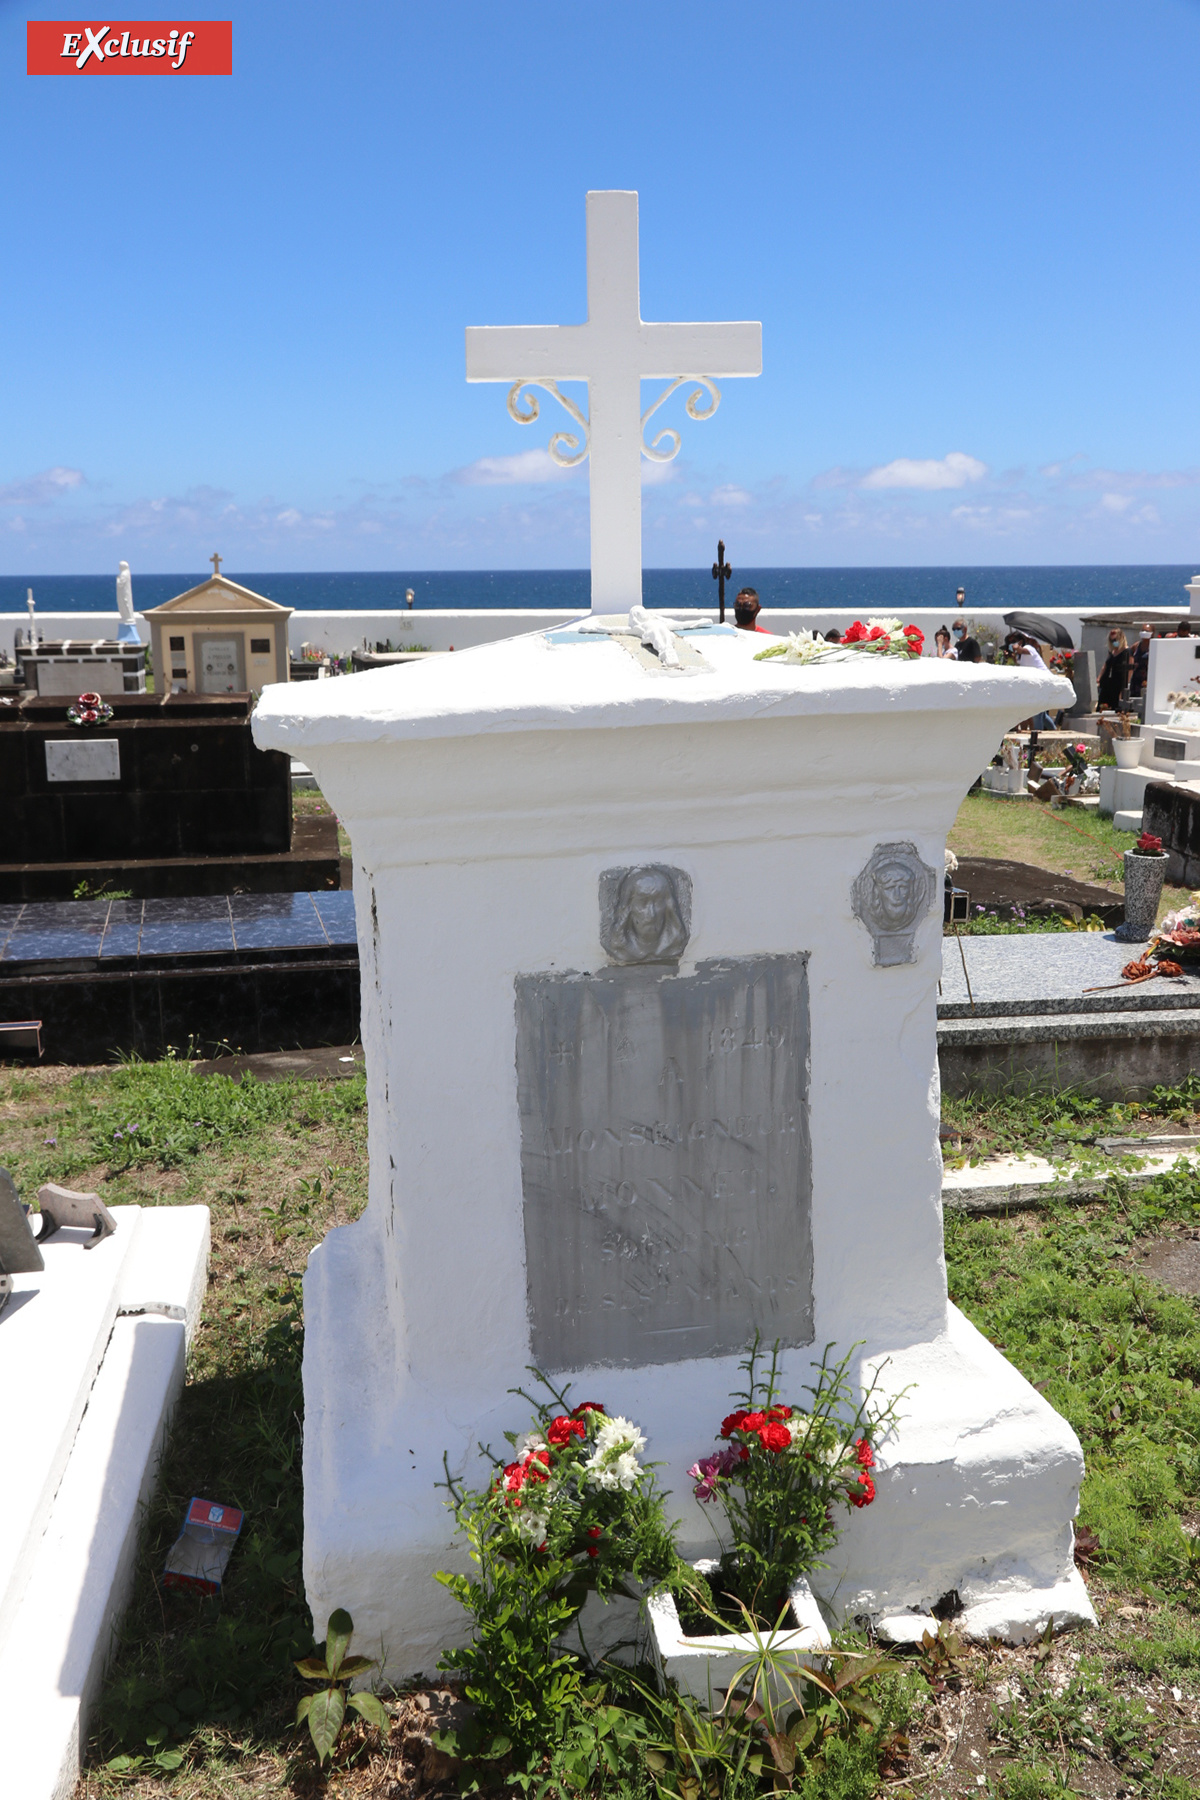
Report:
647,1340,899,1695
1115,832,1170,942
1111,711,1141,769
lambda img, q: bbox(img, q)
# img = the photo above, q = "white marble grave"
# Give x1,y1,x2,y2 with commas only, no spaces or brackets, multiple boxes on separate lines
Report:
254,630,1093,1675
0,1204,209,1799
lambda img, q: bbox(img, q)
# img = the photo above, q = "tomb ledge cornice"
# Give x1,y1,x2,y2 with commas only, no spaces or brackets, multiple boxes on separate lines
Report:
252,637,1070,754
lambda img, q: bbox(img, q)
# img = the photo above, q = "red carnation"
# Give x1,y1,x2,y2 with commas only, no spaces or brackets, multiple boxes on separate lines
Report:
740,1411,767,1432
854,1437,874,1469
547,1415,586,1446
503,1460,525,1492
587,1526,602,1539
843,621,868,643
767,1405,793,1421
720,1409,750,1438
849,1473,876,1508
571,1400,605,1419
866,626,887,641
758,1420,792,1453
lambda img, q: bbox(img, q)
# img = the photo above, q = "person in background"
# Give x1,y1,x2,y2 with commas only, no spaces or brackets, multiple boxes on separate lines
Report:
1005,632,1056,727
955,637,983,663
733,587,771,633
1097,629,1130,709
1177,621,1193,638
934,625,952,657
1130,628,1152,697
823,627,841,642
950,619,968,656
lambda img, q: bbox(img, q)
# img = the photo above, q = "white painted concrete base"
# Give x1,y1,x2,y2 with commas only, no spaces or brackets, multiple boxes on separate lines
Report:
648,1566,831,1700
0,1205,209,1800
806,1307,1095,1644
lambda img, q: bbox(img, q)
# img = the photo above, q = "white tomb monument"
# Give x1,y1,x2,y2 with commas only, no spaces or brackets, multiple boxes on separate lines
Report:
254,192,1091,1677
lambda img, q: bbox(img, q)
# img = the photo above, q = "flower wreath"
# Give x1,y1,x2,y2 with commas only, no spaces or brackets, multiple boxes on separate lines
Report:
66,691,114,727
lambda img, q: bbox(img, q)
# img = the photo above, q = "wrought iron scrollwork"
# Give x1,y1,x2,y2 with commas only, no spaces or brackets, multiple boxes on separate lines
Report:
506,380,590,468
640,376,721,462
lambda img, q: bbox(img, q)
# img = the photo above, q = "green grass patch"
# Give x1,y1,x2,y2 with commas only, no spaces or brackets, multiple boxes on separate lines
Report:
945,1170,1200,1593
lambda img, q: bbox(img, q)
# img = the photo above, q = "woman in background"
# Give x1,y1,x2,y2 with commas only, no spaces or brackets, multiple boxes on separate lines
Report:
1097,629,1129,710
934,625,952,657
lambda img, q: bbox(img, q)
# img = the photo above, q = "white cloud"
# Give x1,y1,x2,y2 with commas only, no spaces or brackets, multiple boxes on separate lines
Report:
1101,492,1130,513
708,483,752,507
640,458,677,486
0,466,85,505
861,451,988,491
453,448,578,486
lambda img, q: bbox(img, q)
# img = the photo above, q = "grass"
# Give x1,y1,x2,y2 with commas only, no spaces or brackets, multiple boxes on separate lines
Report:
949,790,1193,922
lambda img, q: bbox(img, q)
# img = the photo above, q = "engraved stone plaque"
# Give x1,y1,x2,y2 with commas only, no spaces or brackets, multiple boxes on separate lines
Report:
44,738,121,783
515,954,812,1371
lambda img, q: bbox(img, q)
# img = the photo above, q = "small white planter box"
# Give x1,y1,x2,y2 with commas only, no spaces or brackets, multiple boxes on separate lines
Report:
646,1565,832,1700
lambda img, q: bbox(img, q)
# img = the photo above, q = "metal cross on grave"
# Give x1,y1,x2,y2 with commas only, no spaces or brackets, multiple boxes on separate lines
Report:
466,191,761,614
210,552,222,576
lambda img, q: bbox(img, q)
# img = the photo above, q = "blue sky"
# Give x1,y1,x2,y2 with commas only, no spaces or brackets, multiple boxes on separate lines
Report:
2,0,1200,572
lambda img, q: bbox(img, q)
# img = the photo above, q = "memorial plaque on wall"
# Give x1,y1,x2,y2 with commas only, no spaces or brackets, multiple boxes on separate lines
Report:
515,955,813,1370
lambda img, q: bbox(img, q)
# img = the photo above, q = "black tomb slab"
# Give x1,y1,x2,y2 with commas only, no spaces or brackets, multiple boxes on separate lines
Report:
0,890,360,1062
516,954,813,1371
0,694,340,899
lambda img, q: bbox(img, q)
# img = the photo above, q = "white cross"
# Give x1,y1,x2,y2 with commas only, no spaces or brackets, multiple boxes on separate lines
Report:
465,191,761,614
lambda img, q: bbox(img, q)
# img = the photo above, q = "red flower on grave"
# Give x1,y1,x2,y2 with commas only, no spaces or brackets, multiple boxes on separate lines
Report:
80,708,98,724
571,1401,606,1419
866,626,887,641
903,625,925,654
854,1437,875,1469
77,692,102,708
767,1405,793,1421
740,1411,767,1432
758,1420,792,1453
547,1415,586,1447
525,1449,551,1482
843,621,869,644
720,1409,750,1439
849,1472,876,1508
587,1526,602,1538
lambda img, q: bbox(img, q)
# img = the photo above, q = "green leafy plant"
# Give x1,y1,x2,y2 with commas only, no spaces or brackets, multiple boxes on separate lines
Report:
686,1338,903,1622
295,1607,390,1766
434,1374,688,1772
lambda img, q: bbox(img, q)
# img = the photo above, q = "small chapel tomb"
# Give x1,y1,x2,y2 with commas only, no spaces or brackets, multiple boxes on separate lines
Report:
145,560,292,696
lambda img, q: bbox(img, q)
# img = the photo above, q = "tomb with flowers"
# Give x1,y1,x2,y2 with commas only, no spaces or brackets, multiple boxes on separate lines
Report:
253,190,1090,1678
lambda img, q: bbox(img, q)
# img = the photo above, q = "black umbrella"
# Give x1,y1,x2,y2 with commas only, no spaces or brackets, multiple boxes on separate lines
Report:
1002,610,1075,649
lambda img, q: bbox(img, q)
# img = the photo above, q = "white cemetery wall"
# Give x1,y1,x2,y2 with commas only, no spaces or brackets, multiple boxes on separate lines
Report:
0,604,1171,665
255,640,1087,1674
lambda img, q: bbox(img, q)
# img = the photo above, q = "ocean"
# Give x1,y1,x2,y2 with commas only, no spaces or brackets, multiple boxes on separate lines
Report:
0,565,1195,616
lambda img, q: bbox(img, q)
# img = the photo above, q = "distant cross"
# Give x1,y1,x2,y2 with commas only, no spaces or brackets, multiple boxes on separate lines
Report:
210,552,222,576
712,538,732,624
466,191,761,614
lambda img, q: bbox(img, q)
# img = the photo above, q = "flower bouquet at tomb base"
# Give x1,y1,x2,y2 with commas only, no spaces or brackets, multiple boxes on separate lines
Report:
753,616,924,667
434,1376,689,1750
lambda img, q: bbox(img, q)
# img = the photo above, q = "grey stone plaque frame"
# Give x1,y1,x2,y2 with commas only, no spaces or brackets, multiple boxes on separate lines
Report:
515,954,813,1371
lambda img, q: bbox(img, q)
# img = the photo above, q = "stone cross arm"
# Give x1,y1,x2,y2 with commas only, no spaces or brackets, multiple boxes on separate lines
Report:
465,320,762,383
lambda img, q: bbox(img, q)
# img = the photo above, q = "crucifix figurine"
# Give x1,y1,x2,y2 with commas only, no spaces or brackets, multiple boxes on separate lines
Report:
210,552,223,576
466,191,761,614
712,538,732,623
